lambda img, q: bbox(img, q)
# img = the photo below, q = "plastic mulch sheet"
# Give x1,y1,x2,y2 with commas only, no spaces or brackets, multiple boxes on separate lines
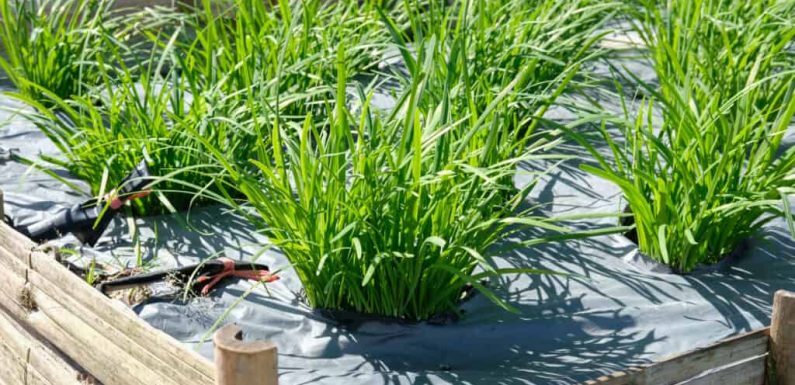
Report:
1,56,794,384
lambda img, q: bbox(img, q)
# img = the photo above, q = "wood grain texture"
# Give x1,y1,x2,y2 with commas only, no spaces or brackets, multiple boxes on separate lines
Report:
214,324,279,385
641,328,768,384
674,354,766,385
0,220,215,385
0,305,85,385
583,328,770,385
0,255,159,385
0,217,36,258
771,290,795,385
0,339,30,385
0,245,204,385
0,339,59,385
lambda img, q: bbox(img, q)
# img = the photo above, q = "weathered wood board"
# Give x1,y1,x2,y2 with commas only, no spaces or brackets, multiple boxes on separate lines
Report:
583,328,769,385
0,220,216,385
0,306,85,385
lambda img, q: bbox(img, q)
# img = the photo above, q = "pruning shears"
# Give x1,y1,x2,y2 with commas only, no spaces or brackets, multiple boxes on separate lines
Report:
97,257,279,296
15,159,152,246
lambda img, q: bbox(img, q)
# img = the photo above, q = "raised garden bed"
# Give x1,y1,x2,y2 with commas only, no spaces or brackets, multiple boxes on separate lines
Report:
0,0,793,384
2,91,793,384
1,200,794,385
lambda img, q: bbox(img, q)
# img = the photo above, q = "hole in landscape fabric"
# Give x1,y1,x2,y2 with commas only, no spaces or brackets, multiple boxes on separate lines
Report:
619,204,757,275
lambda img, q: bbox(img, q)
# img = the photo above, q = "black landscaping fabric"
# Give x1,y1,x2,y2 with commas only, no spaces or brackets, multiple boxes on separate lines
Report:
1,52,794,385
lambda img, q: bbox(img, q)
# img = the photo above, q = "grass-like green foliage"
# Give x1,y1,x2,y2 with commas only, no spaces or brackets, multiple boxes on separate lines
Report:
203,44,571,320
164,0,390,98
575,0,795,272
374,0,616,207
0,0,118,104
15,0,392,215
198,0,616,320
386,0,616,140
17,55,249,214
6,0,618,318
7,0,612,221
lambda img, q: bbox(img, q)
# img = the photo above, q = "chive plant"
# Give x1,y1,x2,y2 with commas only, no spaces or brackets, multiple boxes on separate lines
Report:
146,0,393,123
199,0,617,319
378,0,617,203
187,0,610,320
386,0,616,137
12,0,392,214
0,0,119,105
575,0,795,272
202,42,575,320
16,53,249,214
180,0,389,86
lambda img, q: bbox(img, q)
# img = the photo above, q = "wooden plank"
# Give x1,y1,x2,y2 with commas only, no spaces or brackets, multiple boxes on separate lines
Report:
0,332,53,385
0,245,203,385
0,218,36,259
0,258,161,385
583,328,769,385
674,354,766,385
28,248,216,382
0,265,35,322
640,328,769,384
0,305,85,385
0,338,27,385
0,210,277,385
0,221,216,383
31,289,171,385
0,244,213,385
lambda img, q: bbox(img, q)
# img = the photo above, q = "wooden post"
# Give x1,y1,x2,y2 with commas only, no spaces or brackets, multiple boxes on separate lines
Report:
771,290,795,384
214,324,278,385
0,189,4,222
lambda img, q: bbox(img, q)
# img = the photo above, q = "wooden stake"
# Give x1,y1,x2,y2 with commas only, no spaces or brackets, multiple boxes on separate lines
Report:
0,189,5,222
771,290,795,384
214,324,278,385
